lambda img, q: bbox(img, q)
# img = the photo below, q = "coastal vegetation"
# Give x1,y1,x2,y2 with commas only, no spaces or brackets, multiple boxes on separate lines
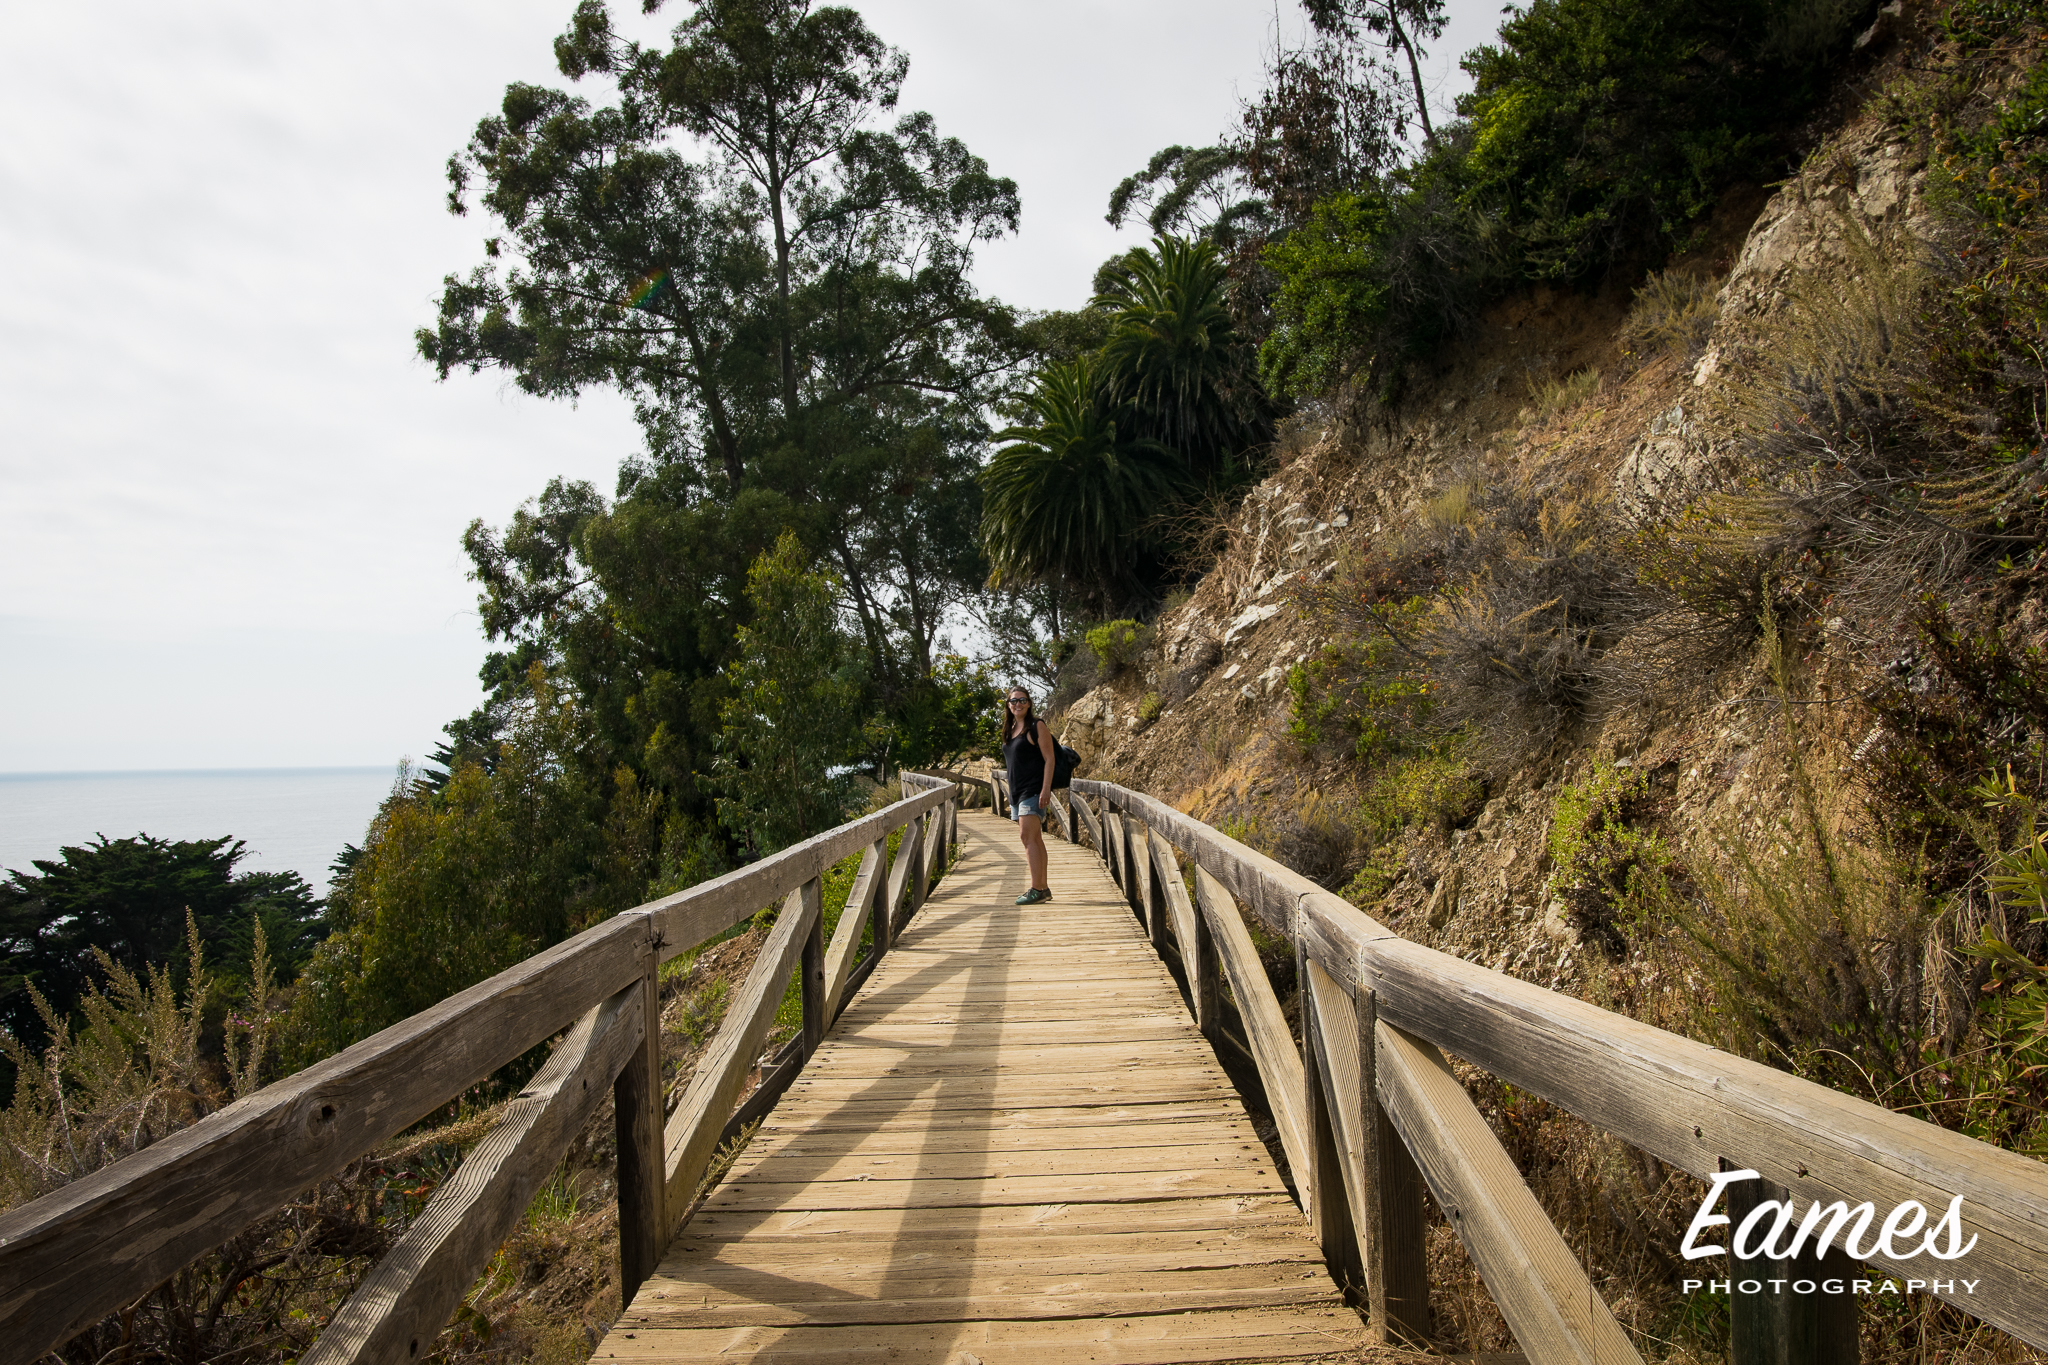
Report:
12,0,2048,1361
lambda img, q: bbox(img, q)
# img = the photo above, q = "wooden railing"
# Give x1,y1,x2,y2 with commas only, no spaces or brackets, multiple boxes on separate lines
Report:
0,777,964,1365
1070,779,2048,1365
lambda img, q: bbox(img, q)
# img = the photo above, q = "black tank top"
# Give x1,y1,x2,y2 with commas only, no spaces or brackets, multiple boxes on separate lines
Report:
1004,717,1047,800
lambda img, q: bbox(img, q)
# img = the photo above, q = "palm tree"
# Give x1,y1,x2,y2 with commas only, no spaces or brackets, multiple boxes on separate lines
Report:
1093,236,1268,483
980,357,1180,616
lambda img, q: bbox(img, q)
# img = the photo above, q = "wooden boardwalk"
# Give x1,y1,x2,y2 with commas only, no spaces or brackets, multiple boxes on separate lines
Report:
599,809,1363,1363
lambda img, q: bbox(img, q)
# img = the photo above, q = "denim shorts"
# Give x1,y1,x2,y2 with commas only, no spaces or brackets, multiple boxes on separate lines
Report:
1012,792,1045,822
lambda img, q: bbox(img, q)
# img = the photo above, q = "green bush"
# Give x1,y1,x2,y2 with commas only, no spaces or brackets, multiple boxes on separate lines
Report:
1547,758,1679,956
1084,619,1149,675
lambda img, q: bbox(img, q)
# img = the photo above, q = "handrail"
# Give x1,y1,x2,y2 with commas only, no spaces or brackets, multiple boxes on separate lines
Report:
1073,778,2048,1360
0,780,965,1365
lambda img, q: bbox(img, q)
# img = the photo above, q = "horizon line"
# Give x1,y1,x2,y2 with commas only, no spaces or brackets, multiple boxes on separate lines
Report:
0,765,401,781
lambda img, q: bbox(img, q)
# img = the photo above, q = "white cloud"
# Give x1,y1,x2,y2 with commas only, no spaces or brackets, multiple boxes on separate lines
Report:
0,0,1493,771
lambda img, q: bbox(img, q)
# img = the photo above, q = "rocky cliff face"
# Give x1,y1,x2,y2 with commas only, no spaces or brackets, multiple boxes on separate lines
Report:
1053,2,1952,1012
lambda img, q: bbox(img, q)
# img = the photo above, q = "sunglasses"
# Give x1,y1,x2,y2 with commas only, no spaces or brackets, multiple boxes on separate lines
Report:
1007,697,1030,705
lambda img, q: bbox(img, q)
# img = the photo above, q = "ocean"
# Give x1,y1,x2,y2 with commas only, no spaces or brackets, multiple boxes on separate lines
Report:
0,767,397,896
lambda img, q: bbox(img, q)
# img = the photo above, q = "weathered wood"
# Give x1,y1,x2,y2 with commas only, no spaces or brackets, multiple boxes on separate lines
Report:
647,785,948,959
1190,864,1309,1196
1148,833,1203,1007
1123,817,1151,926
663,884,821,1216
1374,1019,1642,1365
1299,958,1362,1302
911,812,933,917
1304,962,1428,1344
1728,1169,1859,1365
821,840,883,1021
0,908,654,1365
1076,780,1352,938
1070,790,1101,850
1134,822,1168,952
302,984,644,1365
1347,930,2048,1349
883,817,923,946
798,877,825,1058
1190,858,1222,1039
1103,811,1127,891
614,952,667,1305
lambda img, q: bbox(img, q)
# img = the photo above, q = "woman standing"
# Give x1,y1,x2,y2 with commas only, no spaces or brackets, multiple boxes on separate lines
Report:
1001,686,1057,905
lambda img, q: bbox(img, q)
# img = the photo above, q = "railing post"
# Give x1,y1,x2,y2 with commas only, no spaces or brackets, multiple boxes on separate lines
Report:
1358,985,1430,1345
1190,864,1220,1038
613,924,667,1305
1728,1166,1859,1365
799,876,825,1059
912,812,932,914
1299,932,1362,1299
868,836,893,963
1121,816,1147,924
1141,826,1167,953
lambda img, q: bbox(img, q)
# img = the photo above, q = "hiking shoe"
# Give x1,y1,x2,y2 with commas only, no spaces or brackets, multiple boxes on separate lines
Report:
1015,887,1052,905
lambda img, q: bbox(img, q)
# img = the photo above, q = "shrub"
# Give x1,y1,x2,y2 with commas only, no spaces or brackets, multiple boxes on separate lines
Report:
1618,268,1720,365
1521,367,1600,421
1084,619,1149,675
1136,691,1164,725
1286,615,1435,765
1547,759,1679,957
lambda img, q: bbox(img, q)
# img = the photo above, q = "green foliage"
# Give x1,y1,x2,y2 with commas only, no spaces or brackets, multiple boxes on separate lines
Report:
1260,192,1391,397
0,834,321,1056
1084,619,1148,675
286,670,664,1065
1546,759,1677,954
1136,691,1164,725
980,357,1180,615
1286,601,1434,763
1262,0,1856,396
425,0,1019,846
1093,236,1269,482
713,533,865,854
879,653,1001,770
1342,750,1483,905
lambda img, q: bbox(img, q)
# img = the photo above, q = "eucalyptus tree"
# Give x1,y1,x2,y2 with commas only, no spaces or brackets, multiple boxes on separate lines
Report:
420,0,1022,823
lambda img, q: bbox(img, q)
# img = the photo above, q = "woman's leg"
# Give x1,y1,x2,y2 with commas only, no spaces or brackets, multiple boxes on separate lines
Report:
1018,814,1048,891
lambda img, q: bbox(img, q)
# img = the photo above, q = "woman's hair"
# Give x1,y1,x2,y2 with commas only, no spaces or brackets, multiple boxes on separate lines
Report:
1001,685,1036,743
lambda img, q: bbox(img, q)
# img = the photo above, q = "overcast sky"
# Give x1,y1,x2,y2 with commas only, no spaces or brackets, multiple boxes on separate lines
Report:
0,1,1498,773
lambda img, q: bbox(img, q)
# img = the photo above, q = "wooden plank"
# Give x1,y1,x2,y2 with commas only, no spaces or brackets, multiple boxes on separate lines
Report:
0,907,653,1365
663,885,819,1215
1300,943,1360,1302
302,983,643,1365
599,1306,1364,1363
742,1120,1263,1159
614,956,667,1305
1374,1019,1642,1365
662,1232,1320,1276
683,1194,1311,1242
1348,929,2048,1349
752,1100,1247,1135
648,786,948,959
884,817,924,945
1148,832,1202,1002
1102,810,1126,891
1192,863,1309,1193
621,1272,1342,1329
724,1139,1269,1183
700,1166,1294,1211
1124,818,1152,927
1070,790,1101,850
1305,963,1428,1345
798,878,825,1058
821,841,883,1021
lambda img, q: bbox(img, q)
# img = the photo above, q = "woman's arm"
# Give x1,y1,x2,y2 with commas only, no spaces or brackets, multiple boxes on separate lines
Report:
1036,719,1056,801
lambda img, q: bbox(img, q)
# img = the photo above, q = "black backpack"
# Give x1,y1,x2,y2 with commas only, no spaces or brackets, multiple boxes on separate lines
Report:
1050,736,1081,790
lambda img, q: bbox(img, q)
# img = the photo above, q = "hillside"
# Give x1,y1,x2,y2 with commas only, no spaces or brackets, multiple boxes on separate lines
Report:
1048,3,2048,1358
